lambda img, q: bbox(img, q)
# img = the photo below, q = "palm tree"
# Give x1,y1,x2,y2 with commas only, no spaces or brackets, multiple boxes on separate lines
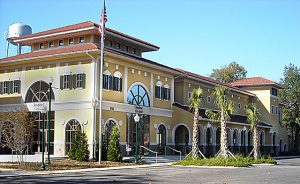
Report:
205,85,235,158
189,88,204,159
246,103,260,160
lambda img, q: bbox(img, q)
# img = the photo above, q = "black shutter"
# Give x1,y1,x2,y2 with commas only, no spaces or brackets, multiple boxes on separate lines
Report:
9,81,13,94
0,82,3,95
69,75,73,89
119,78,122,92
168,88,170,100
155,86,158,98
103,74,107,89
60,76,63,89
109,76,113,90
17,80,21,94
82,73,86,89
112,76,116,91
73,74,77,89
161,87,165,100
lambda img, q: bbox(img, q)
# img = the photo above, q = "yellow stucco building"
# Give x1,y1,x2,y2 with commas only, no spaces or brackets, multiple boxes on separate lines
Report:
0,21,289,157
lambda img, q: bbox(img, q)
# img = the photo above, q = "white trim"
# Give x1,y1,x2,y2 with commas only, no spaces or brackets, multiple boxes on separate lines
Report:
104,118,120,130
113,71,122,78
14,27,95,43
150,73,154,107
124,66,128,103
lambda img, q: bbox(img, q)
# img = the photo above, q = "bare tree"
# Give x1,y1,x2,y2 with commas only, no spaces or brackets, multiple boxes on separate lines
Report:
0,108,36,165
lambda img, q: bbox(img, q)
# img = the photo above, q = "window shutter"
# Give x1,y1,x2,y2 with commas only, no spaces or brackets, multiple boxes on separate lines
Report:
155,86,158,98
9,81,13,94
119,78,122,92
102,74,106,89
112,77,116,91
17,80,21,94
109,76,113,90
69,75,73,89
82,74,86,89
168,88,170,100
73,74,77,89
0,82,3,95
60,76,63,89
161,87,165,100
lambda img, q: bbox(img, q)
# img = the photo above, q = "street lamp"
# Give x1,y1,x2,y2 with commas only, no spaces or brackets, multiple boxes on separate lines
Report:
46,77,53,165
134,114,140,163
40,108,47,171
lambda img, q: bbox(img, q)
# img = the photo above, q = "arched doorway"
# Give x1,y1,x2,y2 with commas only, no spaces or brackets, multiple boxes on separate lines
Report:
0,121,15,154
233,129,238,153
25,80,55,154
104,119,118,150
65,119,81,155
126,83,150,156
157,124,167,154
175,125,189,154
206,127,213,156
216,127,221,153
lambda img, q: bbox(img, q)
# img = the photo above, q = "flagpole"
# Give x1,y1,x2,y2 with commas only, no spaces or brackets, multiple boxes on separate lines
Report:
98,0,106,164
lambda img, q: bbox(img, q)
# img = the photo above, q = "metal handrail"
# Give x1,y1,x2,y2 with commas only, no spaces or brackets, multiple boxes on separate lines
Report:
140,146,158,164
165,146,182,160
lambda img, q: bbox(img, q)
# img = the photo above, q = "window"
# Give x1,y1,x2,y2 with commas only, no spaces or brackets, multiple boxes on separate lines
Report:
109,41,113,47
113,71,122,92
49,41,54,48
103,70,112,90
207,96,211,103
271,88,278,96
79,36,85,43
60,74,85,90
188,92,192,99
68,38,74,45
13,80,20,93
58,40,64,46
238,103,241,109
162,84,170,100
127,84,150,107
39,43,44,49
65,119,81,154
132,48,136,54
279,108,282,125
155,81,163,99
271,105,274,114
126,46,129,52
275,106,278,114
117,43,121,49
3,81,8,94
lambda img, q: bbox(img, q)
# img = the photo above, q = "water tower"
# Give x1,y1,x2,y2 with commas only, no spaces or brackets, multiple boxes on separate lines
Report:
5,22,32,56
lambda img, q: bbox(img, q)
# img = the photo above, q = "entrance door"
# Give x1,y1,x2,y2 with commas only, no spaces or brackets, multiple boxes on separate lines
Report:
126,113,150,156
157,124,166,154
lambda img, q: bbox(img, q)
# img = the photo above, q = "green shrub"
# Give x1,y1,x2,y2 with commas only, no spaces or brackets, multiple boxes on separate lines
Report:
68,128,90,162
173,154,276,167
95,134,108,161
107,126,122,162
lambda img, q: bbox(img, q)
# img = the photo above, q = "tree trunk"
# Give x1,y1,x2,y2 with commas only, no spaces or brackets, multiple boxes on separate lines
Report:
253,127,259,160
295,125,300,152
220,110,229,157
192,108,199,159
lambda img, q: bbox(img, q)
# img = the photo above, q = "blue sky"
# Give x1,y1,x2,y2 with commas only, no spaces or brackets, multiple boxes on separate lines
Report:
0,0,299,82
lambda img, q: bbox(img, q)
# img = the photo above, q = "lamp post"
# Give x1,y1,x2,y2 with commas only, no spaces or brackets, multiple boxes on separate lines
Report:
40,110,46,171
134,114,140,163
46,79,52,165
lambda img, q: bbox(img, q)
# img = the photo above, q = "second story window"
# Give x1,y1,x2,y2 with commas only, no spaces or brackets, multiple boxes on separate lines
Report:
39,43,44,49
0,80,21,95
103,70,112,90
271,105,275,114
60,74,86,90
132,48,136,54
238,103,241,109
155,81,163,99
13,80,20,93
271,88,278,96
126,46,129,52
63,75,70,89
76,74,86,88
117,43,121,49
207,96,211,103
275,106,278,114
113,71,122,92
109,41,113,47
49,41,54,48
162,84,170,100
58,40,64,46
68,38,74,45
79,36,85,43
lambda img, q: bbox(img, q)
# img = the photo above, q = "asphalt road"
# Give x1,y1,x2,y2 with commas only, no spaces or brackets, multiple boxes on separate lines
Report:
1,158,300,184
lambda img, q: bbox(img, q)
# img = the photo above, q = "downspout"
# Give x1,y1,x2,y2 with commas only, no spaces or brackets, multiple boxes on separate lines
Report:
86,51,98,160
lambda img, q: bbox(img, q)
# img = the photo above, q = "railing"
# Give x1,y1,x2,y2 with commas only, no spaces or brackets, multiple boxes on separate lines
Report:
11,150,16,162
140,146,158,164
165,146,182,161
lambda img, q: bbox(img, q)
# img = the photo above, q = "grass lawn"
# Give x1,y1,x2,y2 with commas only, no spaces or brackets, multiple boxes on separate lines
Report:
173,155,277,167
0,159,136,171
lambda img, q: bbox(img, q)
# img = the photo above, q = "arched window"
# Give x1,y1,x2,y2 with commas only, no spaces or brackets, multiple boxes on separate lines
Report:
113,71,122,92
163,84,170,100
65,119,81,154
25,80,55,103
127,84,150,107
103,70,112,90
104,120,117,148
155,81,162,99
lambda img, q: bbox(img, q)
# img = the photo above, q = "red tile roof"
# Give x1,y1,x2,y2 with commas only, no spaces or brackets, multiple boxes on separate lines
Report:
228,77,283,88
175,68,254,96
12,21,159,49
0,43,99,62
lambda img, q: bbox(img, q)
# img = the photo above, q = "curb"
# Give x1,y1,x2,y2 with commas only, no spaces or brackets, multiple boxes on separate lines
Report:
273,156,300,160
0,162,172,176
172,165,240,169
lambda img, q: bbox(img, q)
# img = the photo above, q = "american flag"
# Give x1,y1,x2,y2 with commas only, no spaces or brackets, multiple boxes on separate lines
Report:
98,0,107,41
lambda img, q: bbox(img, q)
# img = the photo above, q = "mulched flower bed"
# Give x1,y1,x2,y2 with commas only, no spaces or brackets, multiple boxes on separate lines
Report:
0,159,136,171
